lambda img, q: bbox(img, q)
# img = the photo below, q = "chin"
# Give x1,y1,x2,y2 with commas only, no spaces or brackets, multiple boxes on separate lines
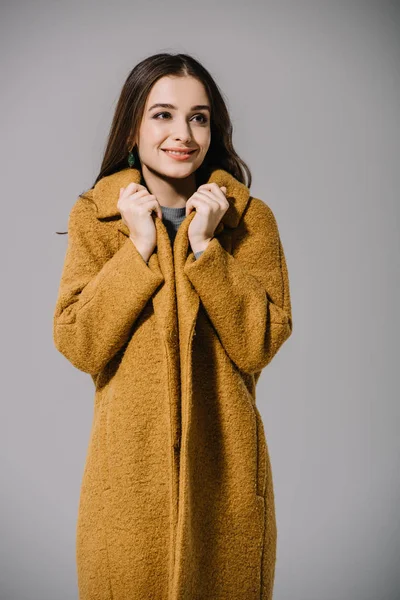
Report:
160,165,197,179
143,160,198,180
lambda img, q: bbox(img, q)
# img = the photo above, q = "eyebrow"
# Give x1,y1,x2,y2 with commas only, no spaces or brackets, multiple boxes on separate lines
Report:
148,103,210,113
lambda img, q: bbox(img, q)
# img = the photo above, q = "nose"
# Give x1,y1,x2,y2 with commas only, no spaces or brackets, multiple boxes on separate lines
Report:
171,119,193,143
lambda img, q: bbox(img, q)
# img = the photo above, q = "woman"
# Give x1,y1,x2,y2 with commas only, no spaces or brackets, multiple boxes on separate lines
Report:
53,52,293,600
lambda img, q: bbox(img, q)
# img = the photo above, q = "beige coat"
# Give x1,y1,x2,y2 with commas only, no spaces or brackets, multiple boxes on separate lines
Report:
53,166,293,599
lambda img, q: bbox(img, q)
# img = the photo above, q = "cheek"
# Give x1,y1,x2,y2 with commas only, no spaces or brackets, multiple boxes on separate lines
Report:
197,128,211,149
140,121,164,146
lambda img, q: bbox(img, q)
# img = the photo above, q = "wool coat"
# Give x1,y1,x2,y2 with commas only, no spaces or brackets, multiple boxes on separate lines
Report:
53,166,293,600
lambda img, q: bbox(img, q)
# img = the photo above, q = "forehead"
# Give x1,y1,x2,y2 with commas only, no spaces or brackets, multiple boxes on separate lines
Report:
145,76,209,108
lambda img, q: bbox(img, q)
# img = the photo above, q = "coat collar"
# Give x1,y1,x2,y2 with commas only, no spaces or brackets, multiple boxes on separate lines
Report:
91,166,250,230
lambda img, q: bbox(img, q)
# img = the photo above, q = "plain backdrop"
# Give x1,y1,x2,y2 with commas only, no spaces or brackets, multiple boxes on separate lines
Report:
1,1,399,599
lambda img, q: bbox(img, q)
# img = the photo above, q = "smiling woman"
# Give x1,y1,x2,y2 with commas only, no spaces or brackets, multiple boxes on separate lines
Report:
53,52,293,600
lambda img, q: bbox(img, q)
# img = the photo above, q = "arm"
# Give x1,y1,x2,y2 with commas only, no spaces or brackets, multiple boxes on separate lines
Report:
53,196,164,375
183,197,293,374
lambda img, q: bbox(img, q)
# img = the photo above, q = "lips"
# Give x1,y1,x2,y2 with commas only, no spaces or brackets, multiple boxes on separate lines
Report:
161,148,198,161
162,149,196,153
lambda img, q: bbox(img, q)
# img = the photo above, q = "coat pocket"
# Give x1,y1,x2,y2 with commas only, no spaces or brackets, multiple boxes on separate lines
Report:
254,406,267,498
234,373,267,499
95,386,113,491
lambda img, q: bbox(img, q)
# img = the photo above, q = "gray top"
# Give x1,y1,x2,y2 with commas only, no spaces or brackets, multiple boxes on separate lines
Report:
146,205,204,263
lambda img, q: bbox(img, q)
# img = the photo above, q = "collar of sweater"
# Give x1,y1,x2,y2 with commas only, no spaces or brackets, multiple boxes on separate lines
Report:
91,166,251,229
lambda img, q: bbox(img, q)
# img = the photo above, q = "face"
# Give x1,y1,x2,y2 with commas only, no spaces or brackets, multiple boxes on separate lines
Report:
134,75,211,179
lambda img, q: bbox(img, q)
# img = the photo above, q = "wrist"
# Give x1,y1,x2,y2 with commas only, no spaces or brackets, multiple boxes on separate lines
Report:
190,237,212,254
129,236,154,263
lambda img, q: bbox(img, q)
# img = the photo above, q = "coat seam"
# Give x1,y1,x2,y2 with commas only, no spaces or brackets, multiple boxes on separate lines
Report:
279,238,285,307
258,495,266,599
101,493,115,600
172,307,198,592
97,398,114,599
162,334,178,597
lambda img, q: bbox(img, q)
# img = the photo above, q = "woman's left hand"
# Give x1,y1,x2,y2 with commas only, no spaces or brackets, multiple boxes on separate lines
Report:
187,183,228,253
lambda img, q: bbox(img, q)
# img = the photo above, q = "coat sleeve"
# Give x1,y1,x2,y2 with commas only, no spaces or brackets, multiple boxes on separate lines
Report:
183,197,293,375
53,196,164,375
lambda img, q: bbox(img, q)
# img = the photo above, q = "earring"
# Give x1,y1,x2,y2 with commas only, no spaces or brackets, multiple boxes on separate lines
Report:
128,148,136,168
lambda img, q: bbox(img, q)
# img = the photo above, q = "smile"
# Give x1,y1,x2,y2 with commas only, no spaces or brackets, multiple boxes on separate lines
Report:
162,149,197,161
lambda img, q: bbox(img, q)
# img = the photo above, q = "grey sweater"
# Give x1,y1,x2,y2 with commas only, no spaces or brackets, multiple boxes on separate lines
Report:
146,205,204,263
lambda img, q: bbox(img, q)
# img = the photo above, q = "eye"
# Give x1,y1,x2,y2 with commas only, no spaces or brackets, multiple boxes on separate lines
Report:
193,114,208,124
152,112,208,124
153,112,171,120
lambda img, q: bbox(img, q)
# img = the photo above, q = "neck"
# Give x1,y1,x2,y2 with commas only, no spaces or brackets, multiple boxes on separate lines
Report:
141,163,198,208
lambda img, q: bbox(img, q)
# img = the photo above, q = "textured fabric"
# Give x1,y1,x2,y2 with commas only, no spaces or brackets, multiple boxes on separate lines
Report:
53,166,293,600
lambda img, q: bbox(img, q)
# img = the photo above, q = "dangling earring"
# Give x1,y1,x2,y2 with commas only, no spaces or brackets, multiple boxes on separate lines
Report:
127,147,136,168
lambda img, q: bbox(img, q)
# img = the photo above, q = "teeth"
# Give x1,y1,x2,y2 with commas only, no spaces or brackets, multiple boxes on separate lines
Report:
165,150,191,155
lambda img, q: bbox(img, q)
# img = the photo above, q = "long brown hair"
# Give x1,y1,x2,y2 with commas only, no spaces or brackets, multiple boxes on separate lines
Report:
56,52,252,234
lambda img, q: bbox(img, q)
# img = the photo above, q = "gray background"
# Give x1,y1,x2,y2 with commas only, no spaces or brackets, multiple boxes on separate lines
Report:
2,1,399,599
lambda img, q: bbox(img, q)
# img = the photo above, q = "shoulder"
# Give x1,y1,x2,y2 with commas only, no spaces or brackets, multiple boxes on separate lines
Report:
231,195,284,265
67,188,114,238
236,195,281,239
66,189,119,255
67,189,96,224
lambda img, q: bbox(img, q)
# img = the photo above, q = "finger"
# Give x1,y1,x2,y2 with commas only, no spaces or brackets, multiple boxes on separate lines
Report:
199,182,226,194
186,195,206,216
138,196,162,219
118,189,152,214
198,183,228,206
119,183,138,198
186,194,215,217
154,201,162,220
123,182,147,196
125,189,152,205
195,190,221,211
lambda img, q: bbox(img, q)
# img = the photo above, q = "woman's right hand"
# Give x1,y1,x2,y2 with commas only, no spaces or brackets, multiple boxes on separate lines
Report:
117,183,162,262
